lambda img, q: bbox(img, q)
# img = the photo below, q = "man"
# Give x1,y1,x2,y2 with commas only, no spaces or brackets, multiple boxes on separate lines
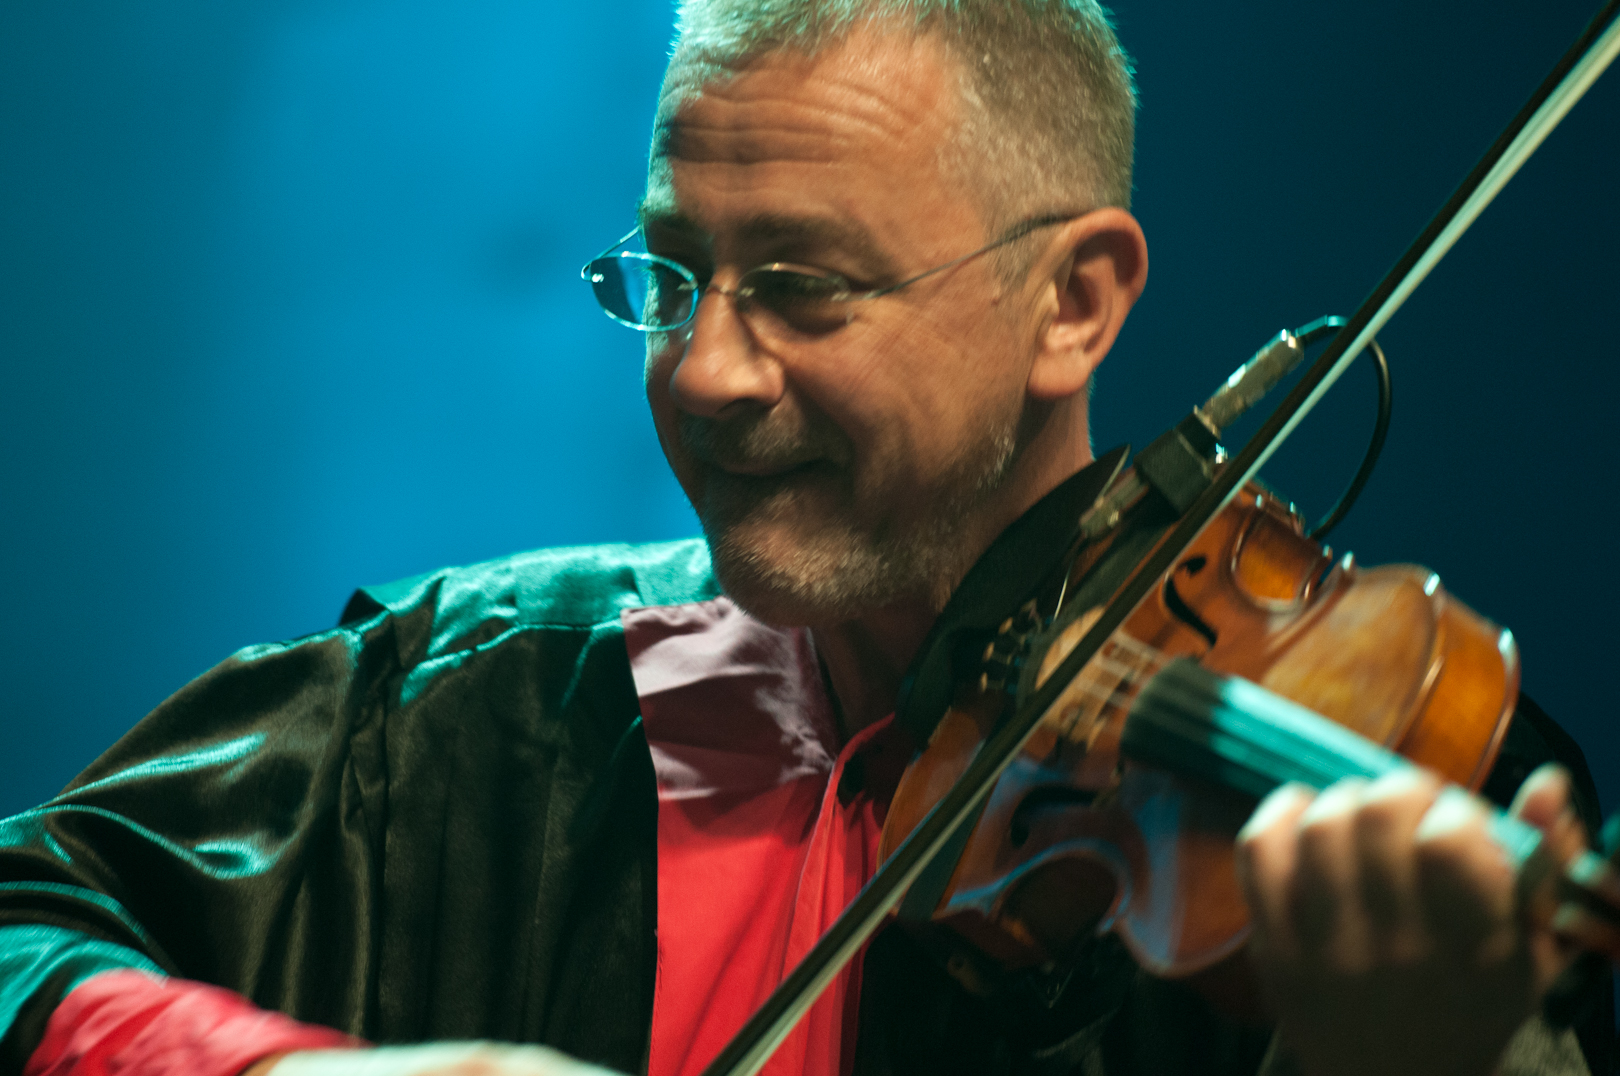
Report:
0,3,1605,1076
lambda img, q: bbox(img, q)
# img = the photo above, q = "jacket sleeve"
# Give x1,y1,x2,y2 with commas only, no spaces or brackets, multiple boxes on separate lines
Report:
0,618,395,1074
0,542,710,1076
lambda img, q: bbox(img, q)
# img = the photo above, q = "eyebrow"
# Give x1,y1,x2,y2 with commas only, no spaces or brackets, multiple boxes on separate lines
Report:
635,202,904,281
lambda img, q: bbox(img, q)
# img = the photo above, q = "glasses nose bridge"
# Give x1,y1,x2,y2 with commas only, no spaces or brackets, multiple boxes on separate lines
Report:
693,273,760,324
670,272,787,416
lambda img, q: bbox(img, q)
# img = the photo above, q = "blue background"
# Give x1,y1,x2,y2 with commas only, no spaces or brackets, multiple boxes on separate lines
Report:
2,0,1616,843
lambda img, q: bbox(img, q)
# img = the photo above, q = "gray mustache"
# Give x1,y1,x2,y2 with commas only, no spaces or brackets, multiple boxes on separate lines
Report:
678,411,852,472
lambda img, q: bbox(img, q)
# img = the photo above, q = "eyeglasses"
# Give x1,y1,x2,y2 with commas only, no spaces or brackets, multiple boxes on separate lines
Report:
580,213,1078,335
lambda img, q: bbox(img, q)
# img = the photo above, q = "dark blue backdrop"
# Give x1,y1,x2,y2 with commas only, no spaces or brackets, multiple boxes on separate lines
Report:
2,0,1616,845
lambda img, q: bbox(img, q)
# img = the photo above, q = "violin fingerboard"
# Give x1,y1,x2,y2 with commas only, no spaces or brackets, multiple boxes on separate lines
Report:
1120,658,1543,866
1122,658,1406,797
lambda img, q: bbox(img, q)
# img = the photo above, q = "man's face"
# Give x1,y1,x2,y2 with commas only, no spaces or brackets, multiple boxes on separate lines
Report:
643,27,1047,626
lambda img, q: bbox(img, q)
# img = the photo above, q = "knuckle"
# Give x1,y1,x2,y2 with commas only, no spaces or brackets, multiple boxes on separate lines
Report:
1413,826,1486,876
1295,806,1349,849
1351,793,1408,838
1235,819,1290,881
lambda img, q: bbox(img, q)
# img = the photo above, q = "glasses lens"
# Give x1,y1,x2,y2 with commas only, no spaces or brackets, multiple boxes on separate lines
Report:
740,268,852,333
587,254,695,330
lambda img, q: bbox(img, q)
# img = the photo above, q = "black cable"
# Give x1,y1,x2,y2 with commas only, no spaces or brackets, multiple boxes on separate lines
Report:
1308,338,1391,541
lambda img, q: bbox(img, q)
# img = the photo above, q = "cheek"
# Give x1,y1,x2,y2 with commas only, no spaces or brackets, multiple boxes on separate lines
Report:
838,307,1021,468
644,336,695,475
643,335,683,420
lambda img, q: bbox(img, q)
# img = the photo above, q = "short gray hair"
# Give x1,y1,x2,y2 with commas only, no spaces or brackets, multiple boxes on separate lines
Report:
664,0,1137,228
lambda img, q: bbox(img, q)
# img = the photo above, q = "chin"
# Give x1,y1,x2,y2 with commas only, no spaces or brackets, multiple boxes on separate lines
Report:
690,451,1004,625
701,509,959,628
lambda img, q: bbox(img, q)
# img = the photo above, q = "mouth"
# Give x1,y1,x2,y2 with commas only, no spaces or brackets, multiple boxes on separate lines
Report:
712,457,824,479
676,411,853,488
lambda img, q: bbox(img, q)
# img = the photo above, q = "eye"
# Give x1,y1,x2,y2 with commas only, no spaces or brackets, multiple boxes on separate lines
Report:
735,268,853,335
749,269,848,301
643,263,699,324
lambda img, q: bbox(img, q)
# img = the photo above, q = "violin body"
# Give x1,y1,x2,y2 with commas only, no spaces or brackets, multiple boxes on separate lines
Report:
879,479,1520,984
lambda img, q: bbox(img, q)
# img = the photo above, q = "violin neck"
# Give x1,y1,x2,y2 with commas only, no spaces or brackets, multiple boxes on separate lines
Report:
1120,659,1620,983
1120,659,1543,867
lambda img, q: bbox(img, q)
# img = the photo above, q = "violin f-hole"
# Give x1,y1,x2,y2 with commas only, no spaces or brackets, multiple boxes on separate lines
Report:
1163,562,1219,647
1008,785,1102,848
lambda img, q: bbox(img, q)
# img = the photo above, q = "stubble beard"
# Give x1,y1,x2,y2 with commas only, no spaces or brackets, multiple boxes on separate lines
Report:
688,407,1024,627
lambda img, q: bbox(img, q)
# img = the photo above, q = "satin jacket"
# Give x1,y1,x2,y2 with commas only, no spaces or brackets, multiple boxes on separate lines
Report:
0,538,1606,1076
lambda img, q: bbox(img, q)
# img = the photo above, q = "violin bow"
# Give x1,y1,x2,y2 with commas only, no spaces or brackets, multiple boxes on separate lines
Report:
701,6,1620,1076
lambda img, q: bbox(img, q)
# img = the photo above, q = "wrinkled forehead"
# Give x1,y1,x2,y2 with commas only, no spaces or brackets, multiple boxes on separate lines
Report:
650,50,729,157
643,28,976,238
641,56,732,222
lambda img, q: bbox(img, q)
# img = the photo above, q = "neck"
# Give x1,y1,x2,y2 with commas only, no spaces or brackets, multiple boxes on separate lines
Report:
812,400,1096,740
811,605,935,739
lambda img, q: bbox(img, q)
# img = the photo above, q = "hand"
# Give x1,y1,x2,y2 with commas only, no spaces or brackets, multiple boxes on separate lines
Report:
242,1043,625,1076
1234,763,1584,1076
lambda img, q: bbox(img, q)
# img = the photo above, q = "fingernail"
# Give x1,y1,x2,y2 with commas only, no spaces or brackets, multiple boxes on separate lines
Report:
1299,778,1367,825
1414,787,1483,841
1521,763,1571,800
1361,765,1428,803
1509,763,1575,827
1239,783,1313,843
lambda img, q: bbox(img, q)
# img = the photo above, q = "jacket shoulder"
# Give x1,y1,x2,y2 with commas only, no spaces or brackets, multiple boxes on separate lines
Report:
336,539,719,665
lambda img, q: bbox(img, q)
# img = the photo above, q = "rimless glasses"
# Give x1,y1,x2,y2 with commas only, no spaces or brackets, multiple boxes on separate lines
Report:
581,213,1079,335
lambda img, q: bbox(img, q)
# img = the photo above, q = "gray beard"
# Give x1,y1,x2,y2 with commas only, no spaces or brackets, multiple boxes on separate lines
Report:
690,410,1023,627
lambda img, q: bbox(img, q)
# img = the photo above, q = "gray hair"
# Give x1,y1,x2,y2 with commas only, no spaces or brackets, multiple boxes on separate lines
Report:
663,0,1137,229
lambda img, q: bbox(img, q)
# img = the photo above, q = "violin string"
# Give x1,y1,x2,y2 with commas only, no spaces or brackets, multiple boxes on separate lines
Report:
1019,628,1195,735
1042,661,1162,721
1041,633,1168,674
1062,679,1137,711
1098,647,1167,678
1051,565,1073,624
1032,608,1179,672
1083,657,1158,687
1105,633,1174,664
1092,648,1166,676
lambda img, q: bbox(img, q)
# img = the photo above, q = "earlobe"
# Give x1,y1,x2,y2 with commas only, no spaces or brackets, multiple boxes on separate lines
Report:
1026,208,1149,401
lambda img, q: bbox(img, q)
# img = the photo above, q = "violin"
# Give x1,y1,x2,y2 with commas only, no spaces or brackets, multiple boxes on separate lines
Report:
699,6,1620,1075
880,452,1618,1003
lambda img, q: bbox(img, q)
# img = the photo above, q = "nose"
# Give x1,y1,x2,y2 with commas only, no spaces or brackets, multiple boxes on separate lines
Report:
664,286,785,419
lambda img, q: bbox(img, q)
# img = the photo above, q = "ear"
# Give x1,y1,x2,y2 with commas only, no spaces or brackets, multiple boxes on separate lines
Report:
1025,208,1149,401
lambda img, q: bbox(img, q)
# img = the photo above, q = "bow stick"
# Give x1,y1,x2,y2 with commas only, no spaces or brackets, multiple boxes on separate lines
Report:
701,6,1620,1076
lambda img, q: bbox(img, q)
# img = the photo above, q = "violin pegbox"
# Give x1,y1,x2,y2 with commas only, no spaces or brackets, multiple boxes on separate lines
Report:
977,599,1042,695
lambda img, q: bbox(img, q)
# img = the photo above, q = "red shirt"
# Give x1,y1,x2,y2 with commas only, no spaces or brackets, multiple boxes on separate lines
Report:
625,597,907,1076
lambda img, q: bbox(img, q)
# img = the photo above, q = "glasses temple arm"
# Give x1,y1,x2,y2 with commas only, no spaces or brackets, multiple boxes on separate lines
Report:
857,212,1081,299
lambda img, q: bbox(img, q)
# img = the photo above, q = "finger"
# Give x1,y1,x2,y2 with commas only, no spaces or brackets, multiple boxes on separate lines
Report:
268,1044,626,1076
1509,764,1571,828
1510,764,1588,863
1542,850,1620,980
1564,848,1620,910
1237,783,1316,961
1352,767,1440,958
1414,788,1518,961
516,1045,627,1075
1291,778,1370,962
1550,902,1620,961
437,1044,624,1076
